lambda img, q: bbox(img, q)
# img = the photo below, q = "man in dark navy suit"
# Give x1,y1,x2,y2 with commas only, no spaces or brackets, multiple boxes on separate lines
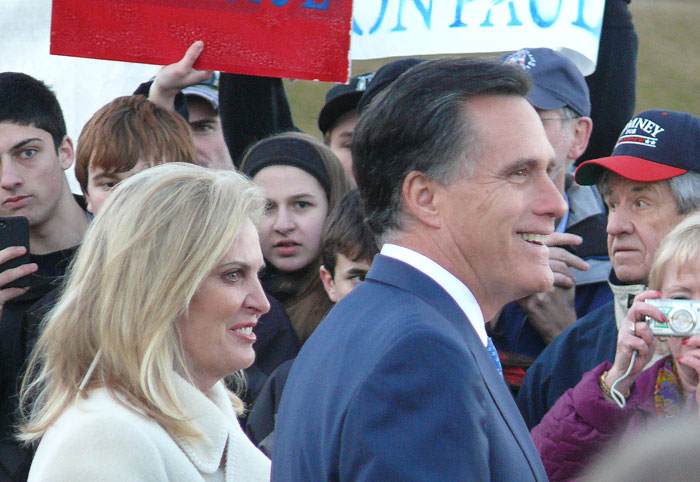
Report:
272,57,565,481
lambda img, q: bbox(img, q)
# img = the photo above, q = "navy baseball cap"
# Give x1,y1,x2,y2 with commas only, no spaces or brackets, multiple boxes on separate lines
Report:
318,73,374,134
502,48,591,117
575,110,700,185
356,58,426,113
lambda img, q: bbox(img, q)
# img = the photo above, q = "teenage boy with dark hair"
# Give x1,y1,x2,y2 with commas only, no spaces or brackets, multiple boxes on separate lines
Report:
246,189,379,455
319,189,379,301
0,72,90,482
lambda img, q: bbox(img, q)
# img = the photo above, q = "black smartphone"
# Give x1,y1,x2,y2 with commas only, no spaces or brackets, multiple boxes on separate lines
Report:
0,216,32,289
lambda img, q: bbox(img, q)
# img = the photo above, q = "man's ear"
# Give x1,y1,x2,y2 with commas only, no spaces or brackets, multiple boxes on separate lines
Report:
568,116,593,161
57,135,75,170
319,265,339,303
401,170,441,230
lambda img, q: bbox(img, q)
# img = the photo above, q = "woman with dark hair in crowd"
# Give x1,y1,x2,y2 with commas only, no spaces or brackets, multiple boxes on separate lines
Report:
241,131,353,343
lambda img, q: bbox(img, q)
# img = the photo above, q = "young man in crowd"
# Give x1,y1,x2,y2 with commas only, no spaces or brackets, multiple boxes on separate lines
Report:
518,110,700,429
138,44,234,171
140,40,295,169
0,72,90,482
317,74,373,181
318,190,378,302
181,72,235,171
73,95,199,215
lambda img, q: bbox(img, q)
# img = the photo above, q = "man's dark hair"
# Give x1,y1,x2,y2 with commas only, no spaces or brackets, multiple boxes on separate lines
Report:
0,72,67,150
321,189,379,277
352,57,530,238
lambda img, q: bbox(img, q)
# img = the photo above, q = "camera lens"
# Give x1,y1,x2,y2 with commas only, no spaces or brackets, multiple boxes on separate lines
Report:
669,308,696,335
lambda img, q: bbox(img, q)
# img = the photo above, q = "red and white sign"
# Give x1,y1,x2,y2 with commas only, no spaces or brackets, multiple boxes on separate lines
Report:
50,0,353,82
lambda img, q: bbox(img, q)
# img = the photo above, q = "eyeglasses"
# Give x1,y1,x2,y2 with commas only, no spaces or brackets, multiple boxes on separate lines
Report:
539,115,581,122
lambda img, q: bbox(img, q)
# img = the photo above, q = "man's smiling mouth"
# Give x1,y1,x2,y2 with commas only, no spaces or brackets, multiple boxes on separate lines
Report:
517,233,548,245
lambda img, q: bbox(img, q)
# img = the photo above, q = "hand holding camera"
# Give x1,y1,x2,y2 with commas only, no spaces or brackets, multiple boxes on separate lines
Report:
604,291,664,398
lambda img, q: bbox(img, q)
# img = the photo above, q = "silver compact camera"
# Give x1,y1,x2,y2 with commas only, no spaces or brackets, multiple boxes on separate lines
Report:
644,299,700,337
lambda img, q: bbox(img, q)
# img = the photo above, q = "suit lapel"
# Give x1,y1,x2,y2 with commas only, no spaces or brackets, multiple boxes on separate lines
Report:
467,338,546,479
367,255,546,480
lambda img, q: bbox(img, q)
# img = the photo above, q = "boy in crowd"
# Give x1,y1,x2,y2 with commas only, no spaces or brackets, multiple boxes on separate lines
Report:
73,95,199,215
319,189,378,301
0,72,90,482
245,189,379,454
317,74,373,181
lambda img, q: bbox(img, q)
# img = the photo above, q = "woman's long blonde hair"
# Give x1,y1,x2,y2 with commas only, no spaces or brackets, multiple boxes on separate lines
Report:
19,163,265,443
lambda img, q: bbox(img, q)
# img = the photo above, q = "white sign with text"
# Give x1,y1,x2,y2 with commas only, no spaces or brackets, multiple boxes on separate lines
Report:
350,0,605,75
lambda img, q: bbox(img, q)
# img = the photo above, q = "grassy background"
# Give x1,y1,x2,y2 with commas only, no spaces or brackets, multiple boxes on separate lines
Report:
284,0,700,139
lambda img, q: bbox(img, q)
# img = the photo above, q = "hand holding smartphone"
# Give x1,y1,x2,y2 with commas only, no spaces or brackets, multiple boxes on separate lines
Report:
0,216,35,289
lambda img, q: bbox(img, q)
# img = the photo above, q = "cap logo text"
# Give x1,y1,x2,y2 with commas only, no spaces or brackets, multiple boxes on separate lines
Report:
617,117,665,149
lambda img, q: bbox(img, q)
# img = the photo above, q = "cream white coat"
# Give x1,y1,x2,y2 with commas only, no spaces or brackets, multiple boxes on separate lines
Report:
28,374,270,481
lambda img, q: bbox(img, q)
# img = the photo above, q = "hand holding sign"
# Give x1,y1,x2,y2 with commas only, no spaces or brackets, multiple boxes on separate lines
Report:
149,41,213,110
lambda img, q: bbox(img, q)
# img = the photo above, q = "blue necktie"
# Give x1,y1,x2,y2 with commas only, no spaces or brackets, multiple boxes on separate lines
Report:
486,337,503,378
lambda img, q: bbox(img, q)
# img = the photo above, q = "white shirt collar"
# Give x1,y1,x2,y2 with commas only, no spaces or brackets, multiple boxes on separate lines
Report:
380,244,487,346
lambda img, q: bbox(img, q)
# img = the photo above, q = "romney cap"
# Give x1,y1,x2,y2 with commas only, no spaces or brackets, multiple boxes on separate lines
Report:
575,110,700,185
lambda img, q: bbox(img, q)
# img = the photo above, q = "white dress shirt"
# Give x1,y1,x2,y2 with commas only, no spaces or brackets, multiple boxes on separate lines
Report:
381,244,487,347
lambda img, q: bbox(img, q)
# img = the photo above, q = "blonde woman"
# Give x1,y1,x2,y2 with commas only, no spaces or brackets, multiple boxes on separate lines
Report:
19,163,271,481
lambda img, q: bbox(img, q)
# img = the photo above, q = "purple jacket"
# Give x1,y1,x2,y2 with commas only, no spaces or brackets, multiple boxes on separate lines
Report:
531,357,669,481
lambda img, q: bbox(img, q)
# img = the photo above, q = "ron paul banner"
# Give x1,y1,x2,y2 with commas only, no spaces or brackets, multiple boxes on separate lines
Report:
50,0,353,82
350,0,605,75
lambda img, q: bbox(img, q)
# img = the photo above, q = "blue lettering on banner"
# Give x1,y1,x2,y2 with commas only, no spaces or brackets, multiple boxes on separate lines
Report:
571,0,602,34
529,0,562,28
449,0,472,27
353,18,364,34
302,0,330,9
392,0,433,31
224,0,329,9
368,0,390,35
479,1,522,27
352,0,601,36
